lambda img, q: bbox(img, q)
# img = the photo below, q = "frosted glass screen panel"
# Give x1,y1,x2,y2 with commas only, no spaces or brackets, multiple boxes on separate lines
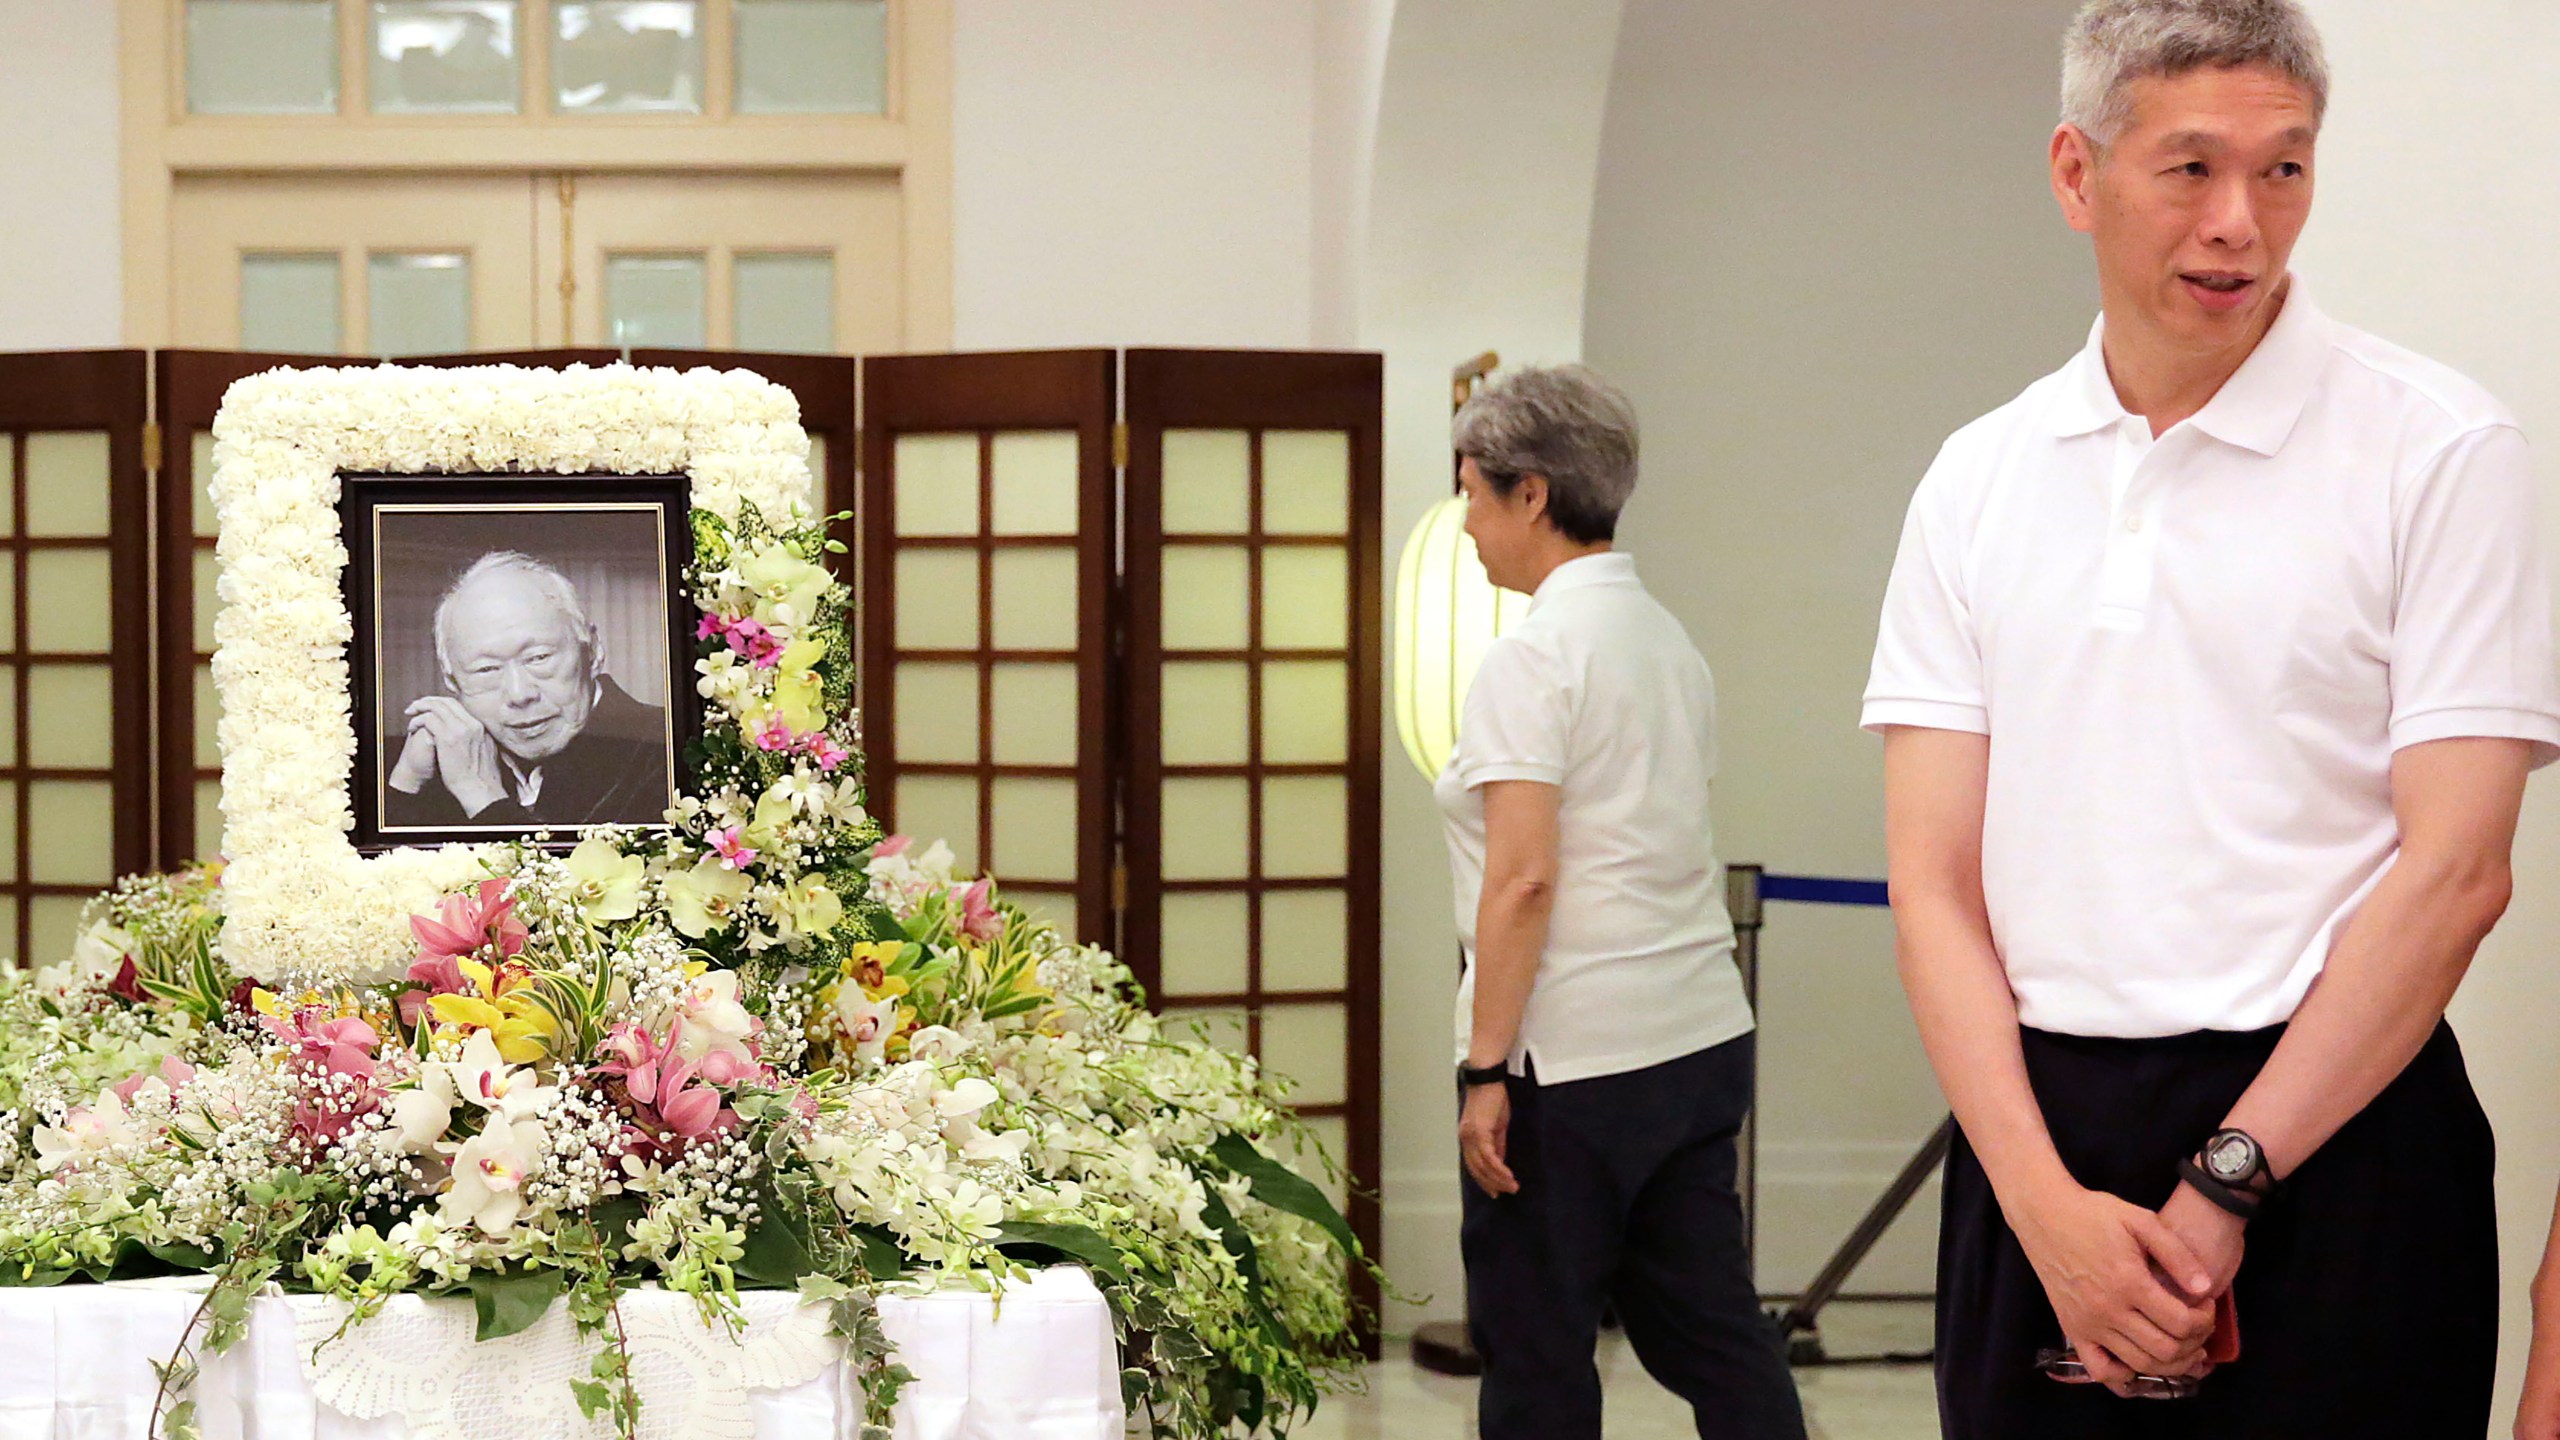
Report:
1161,430,1249,534
1159,547,1249,651
1260,889,1348,991
1262,547,1349,650
989,549,1077,651
893,435,979,537
1259,660,1347,764
1261,776,1347,879
1161,662,1248,766
27,668,114,770
988,664,1077,766
30,553,114,653
195,665,222,769
555,1,703,113
892,662,976,765
1161,778,1249,880
188,0,340,114
1262,1004,1347,1105
605,255,707,348
988,777,1076,881
1261,431,1351,536
371,1,520,112
893,774,977,874
27,781,113,887
735,0,886,114
24,434,112,538
733,254,835,354
988,432,1080,536
0,670,16,765
1159,892,1249,996
194,780,225,865
368,253,472,356
192,432,220,538
891,550,978,649
241,254,344,354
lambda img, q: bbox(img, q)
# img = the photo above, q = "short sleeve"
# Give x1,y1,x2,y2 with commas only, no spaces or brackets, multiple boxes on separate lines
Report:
1862,445,1990,735
1453,634,1571,788
2388,424,2560,766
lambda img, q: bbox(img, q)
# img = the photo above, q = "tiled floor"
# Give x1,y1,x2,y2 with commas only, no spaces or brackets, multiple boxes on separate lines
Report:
1292,1302,1940,1439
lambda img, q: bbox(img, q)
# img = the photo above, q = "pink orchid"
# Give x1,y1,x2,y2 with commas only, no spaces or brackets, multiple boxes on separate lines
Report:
397,951,472,1028
955,878,1001,944
875,834,913,859
709,825,758,869
411,879,528,964
803,731,850,773
595,1018,739,1159
726,618,786,668
751,714,799,751
110,1056,196,1105
263,1007,383,1083
696,613,727,642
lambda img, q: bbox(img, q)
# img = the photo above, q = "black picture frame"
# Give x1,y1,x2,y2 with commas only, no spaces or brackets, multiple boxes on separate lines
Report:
341,472,698,852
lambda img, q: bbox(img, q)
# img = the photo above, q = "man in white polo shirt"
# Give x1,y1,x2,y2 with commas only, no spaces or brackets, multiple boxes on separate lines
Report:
1864,2,2560,1436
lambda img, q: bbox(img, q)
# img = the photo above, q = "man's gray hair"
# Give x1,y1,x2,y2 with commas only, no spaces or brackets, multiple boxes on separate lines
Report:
2062,0,2329,149
433,550,597,678
1450,364,1639,545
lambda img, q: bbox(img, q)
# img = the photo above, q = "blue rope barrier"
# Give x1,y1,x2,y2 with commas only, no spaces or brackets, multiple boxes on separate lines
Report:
1758,874,1890,908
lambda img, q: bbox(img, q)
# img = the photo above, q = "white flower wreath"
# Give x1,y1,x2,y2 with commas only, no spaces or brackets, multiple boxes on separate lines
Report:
208,364,815,987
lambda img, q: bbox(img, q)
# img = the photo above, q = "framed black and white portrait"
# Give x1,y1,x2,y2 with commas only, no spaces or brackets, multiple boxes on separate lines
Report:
343,474,696,849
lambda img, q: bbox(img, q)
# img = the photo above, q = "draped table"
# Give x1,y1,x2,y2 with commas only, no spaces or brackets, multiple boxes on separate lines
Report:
0,1267,1124,1440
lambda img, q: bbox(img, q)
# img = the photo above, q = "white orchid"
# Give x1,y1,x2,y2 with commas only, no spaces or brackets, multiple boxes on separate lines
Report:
672,965,758,1069
389,1063,458,1151
442,1031,558,1124
440,1117,549,1236
32,1090,142,1172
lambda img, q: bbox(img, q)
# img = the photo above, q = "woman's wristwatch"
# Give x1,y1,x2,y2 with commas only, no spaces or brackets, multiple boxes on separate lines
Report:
1459,1062,1509,1088
2176,1128,2280,1220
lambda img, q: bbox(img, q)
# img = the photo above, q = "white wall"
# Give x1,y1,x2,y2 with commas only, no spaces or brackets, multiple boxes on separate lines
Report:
950,0,1320,350
1358,0,1628,1331
0,0,120,350
1580,0,2088,1296
2296,4,2560,1427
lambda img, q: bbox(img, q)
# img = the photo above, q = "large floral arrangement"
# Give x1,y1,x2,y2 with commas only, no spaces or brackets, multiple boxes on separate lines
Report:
0,365,1375,1440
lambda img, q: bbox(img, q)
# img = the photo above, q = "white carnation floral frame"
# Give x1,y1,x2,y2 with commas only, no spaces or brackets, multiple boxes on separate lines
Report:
207,364,815,987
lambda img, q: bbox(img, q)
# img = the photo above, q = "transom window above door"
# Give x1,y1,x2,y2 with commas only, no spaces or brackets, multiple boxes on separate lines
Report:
182,0,891,118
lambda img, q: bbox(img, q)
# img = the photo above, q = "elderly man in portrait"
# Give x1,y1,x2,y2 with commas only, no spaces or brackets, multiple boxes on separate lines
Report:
1864,2,2560,1436
385,550,671,829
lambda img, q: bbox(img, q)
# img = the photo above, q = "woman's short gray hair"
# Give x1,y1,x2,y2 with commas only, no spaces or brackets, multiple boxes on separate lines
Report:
2061,0,2328,149
1450,364,1638,545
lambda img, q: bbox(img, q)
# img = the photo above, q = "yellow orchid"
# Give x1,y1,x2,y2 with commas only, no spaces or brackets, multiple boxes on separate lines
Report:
665,854,752,938
422,957,559,1064
770,636,828,734
563,836,646,923
742,784,798,854
778,873,844,941
737,541,833,630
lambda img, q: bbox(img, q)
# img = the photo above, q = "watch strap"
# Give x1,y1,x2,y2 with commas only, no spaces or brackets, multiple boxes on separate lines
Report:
2177,1155,2263,1221
1459,1062,1509,1088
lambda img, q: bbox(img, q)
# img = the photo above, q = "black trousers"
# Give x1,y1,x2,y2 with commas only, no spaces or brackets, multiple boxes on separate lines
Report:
1461,1035,1807,1440
1938,1022,2498,1439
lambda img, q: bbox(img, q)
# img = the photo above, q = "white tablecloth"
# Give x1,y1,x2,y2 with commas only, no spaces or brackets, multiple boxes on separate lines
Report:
0,1268,1125,1440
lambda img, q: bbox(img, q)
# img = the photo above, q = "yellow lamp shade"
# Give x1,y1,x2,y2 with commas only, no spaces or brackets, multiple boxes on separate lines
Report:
1392,495,1529,781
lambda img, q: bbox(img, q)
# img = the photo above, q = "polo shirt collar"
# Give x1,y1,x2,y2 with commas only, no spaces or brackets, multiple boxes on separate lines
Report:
1528,550,1637,612
2045,277,2334,457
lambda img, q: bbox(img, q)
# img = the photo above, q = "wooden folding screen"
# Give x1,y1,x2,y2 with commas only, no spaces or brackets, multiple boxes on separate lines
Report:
0,351,154,969
859,352,1118,945
1121,349,1385,1322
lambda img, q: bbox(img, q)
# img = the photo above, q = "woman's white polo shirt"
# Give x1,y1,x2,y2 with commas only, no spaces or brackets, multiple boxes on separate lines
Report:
1437,552,1756,1084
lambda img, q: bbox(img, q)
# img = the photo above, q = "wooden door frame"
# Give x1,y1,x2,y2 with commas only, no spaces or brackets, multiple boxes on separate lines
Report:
120,0,953,351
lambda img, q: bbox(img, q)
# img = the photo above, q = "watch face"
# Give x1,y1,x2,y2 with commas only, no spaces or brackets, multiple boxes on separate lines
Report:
2206,1133,2256,1182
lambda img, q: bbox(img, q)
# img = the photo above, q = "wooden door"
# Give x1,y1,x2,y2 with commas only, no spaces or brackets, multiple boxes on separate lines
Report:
553,175,909,353
167,175,543,354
